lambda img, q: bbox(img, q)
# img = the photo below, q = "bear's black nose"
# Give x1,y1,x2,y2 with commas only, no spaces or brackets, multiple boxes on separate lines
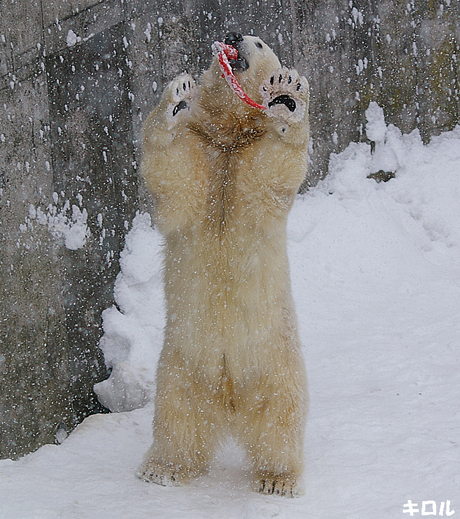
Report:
225,32,243,48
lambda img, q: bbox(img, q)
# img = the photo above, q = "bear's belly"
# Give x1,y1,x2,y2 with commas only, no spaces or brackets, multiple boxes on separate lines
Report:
163,225,291,377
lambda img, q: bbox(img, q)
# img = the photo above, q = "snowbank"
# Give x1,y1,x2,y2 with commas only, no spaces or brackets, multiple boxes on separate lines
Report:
94,212,165,412
1,105,459,518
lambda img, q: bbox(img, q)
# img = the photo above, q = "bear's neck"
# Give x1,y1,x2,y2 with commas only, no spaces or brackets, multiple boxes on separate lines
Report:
189,64,266,150
185,63,270,237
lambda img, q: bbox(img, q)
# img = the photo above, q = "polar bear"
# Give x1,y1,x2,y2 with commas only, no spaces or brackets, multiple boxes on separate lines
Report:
137,33,310,497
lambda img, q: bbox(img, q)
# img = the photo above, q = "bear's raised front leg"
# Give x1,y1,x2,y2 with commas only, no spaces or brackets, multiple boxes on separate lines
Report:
142,73,206,233
240,68,309,218
260,67,310,144
142,72,196,142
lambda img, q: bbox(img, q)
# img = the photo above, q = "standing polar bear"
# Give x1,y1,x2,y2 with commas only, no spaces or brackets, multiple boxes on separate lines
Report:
137,33,310,497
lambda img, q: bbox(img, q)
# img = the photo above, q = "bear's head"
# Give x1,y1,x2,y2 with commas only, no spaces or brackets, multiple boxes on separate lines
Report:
222,33,281,104
199,33,281,115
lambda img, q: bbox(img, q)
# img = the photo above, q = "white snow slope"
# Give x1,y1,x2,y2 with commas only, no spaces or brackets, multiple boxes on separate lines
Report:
1,105,460,519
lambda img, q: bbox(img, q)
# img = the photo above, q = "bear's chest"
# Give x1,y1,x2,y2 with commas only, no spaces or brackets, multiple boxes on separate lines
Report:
189,119,267,234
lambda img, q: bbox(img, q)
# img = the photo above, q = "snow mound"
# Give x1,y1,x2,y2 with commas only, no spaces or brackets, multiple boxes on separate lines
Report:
94,212,165,412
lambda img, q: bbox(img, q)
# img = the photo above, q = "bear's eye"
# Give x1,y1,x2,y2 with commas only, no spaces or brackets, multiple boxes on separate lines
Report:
255,41,263,49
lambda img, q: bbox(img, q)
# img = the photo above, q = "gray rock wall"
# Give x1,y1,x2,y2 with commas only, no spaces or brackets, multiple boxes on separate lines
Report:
1,0,458,458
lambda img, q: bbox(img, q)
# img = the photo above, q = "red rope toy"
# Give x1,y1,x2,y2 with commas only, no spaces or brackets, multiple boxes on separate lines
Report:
211,41,267,111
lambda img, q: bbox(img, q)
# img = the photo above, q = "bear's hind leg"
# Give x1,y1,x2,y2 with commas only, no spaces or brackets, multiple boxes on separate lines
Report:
137,349,218,486
237,373,307,497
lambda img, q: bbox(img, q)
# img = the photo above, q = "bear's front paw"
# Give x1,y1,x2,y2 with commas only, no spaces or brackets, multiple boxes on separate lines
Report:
166,72,196,120
261,68,309,123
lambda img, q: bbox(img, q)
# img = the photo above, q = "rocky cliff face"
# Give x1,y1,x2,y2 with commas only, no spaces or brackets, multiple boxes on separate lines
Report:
0,0,458,458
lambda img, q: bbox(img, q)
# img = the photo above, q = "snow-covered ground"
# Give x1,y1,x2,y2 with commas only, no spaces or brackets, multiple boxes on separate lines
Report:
1,105,460,518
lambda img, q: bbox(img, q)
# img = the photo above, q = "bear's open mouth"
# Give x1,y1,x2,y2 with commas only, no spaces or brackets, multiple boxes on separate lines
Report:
224,33,249,72
228,53,249,72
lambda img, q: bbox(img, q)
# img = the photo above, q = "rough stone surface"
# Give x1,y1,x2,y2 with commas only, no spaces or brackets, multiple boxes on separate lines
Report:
0,65,73,458
0,0,458,458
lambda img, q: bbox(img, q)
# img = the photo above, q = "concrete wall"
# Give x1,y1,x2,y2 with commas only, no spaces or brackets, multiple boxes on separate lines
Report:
0,0,458,458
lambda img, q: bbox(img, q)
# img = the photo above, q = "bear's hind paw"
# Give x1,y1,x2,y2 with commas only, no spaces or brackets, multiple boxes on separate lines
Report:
166,73,196,120
261,68,309,123
256,476,303,498
136,460,182,487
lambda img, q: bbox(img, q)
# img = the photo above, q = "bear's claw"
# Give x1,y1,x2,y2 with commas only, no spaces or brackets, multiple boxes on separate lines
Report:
136,461,182,487
257,477,302,498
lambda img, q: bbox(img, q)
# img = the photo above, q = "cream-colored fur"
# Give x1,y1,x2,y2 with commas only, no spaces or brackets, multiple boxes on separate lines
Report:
137,36,310,497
